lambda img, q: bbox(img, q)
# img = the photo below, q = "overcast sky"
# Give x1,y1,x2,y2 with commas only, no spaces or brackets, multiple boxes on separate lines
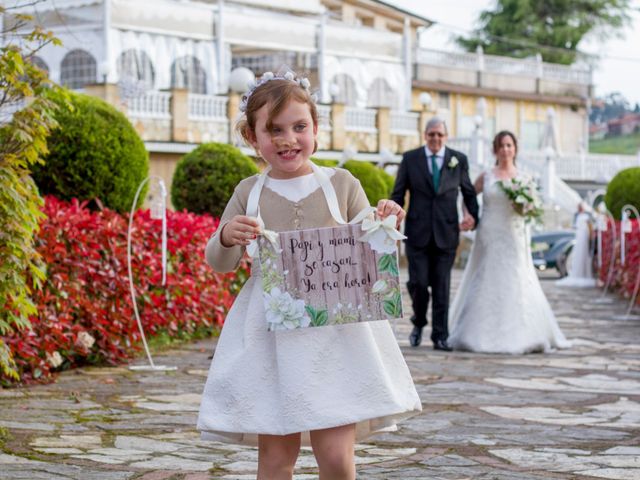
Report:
388,0,640,106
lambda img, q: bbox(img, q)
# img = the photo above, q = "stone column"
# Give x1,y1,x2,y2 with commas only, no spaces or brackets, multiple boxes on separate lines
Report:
170,88,189,143
228,92,240,144
419,110,430,136
377,107,391,152
84,83,123,112
331,103,346,151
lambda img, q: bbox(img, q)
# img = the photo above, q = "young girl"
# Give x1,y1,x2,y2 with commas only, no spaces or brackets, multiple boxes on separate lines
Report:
197,71,421,480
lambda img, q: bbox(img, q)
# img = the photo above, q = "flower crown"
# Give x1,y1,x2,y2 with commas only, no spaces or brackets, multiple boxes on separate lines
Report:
239,70,313,113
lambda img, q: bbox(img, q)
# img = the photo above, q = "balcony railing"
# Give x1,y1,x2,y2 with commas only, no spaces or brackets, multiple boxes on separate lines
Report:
188,94,228,121
127,92,171,119
390,110,419,135
111,88,640,189
345,107,377,133
415,47,592,86
416,49,479,71
521,151,640,181
317,105,332,130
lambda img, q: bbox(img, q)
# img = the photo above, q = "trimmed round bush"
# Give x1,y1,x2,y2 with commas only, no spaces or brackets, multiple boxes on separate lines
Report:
172,143,259,218
312,158,393,205
379,168,395,196
605,167,640,219
311,158,338,167
33,90,149,213
343,160,389,205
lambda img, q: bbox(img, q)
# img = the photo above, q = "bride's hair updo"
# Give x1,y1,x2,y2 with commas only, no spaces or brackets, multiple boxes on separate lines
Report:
493,130,518,165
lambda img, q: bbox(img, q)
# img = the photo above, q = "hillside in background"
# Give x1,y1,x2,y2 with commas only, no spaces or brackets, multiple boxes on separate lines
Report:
590,131,640,155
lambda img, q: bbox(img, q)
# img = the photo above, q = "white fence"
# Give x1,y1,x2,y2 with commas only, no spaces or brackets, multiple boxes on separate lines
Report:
345,107,377,133
519,151,640,181
188,94,228,121
416,47,592,85
127,92,171,119
390,110,419,135
317,104,332,130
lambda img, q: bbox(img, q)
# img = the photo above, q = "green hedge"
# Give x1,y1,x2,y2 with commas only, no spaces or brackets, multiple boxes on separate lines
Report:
343,160,389,205
172,143,259,218
312,158,393,205
311,158,339,167
33,90,149,213
605,167,640,219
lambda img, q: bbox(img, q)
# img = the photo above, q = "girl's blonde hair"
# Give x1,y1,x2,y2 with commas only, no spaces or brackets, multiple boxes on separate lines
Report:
237,78,319,153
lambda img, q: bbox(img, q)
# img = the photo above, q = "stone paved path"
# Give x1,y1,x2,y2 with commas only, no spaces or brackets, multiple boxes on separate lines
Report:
1,268,639,479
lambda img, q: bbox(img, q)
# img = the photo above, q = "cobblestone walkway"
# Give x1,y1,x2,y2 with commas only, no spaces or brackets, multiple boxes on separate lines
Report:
1,269,639,479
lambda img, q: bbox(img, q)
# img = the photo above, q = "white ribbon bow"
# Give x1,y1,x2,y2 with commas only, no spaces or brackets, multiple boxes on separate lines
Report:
358,215,407,243
247,216,281,258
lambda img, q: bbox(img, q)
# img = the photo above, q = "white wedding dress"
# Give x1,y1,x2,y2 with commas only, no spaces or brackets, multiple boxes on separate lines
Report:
448,170,571,354
556,212,596,287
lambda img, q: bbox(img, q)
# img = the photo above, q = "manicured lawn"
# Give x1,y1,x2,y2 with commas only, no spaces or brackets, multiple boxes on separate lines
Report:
590,132,640,155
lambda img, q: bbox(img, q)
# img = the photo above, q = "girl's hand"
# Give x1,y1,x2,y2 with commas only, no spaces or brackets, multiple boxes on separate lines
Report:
376,199,405,228
220,215,260,247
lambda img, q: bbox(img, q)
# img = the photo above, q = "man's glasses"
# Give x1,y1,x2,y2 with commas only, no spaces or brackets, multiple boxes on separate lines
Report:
427,132,445,138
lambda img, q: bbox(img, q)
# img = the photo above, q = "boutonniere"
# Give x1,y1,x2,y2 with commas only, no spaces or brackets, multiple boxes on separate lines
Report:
448,156,459,169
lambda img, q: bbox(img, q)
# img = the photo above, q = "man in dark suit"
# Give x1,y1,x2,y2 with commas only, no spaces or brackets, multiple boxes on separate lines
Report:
391,117,479,350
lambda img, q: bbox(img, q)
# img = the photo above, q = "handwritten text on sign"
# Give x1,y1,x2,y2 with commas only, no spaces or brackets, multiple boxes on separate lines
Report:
258,224,402,331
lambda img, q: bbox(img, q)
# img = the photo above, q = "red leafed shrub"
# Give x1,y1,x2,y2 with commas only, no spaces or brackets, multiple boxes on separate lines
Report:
1,196,250,384
600,219,640,304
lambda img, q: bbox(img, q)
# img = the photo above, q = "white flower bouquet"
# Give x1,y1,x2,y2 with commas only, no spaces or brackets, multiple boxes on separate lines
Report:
497,176,544,224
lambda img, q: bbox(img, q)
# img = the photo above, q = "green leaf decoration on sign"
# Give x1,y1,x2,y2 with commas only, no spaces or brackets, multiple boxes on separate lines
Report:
377,253,399,276
262,268,284,293
305,305,329,327
382,291,402,318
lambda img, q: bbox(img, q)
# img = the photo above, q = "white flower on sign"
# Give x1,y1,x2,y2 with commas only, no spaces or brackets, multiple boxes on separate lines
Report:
77,331,95,349
366,227,397,254
448,156,459,169
264,288,310,330
371,279,388,294
46,351,64,368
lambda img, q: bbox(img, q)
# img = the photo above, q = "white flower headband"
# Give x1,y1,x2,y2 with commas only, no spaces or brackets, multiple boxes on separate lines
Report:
239,70,313,113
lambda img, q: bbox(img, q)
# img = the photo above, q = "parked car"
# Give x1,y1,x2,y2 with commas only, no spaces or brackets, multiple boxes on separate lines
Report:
531,230,575,277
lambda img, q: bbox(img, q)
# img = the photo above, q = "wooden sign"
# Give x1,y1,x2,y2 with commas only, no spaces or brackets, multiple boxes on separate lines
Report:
258,224,403,331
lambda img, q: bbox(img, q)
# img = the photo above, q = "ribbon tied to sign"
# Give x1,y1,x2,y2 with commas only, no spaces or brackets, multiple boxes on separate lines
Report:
358,214,407,254
247,215,281,258
358,214,406,243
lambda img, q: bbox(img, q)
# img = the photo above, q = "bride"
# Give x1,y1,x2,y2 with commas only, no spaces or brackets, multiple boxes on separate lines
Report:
448,131,571,354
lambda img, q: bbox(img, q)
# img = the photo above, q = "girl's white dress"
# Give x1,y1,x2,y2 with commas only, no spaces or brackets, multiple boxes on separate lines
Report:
197,167,421,446
448,169,571,354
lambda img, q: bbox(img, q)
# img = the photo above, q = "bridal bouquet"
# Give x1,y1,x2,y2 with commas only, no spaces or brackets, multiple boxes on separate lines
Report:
498,176,544,224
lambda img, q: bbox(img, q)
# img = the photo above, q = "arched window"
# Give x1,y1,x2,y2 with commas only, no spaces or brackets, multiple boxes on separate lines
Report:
367,78,397,108
30,56,49,75
171,56,207,94
60,49,96,89
330,73,357,106
117,49,155,91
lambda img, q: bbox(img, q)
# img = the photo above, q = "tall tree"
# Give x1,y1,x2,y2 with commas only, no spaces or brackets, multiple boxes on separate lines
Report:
457,0,632,64
0,3,63,380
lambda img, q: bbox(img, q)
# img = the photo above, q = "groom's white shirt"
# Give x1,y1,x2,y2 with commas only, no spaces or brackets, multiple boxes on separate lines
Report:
424,146,445,174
